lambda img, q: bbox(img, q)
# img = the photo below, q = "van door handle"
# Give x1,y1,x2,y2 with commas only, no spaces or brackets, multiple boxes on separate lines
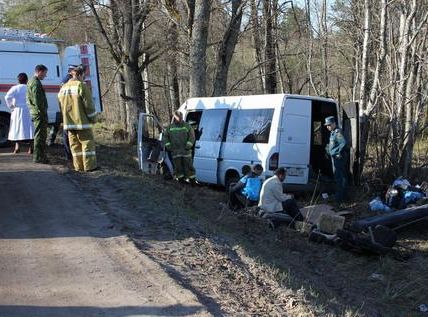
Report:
195,145,201,149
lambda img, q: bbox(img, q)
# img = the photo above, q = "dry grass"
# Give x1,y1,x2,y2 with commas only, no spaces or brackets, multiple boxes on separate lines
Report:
47,124,428,317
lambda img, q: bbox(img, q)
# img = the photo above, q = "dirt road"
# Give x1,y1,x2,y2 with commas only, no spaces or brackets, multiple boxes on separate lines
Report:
0,152,210,317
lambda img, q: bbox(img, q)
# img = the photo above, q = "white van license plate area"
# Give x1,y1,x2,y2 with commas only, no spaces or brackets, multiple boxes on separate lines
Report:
286,167,304,177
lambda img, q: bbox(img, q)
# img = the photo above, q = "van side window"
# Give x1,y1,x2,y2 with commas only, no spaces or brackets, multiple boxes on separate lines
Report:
226,109,274,144
199,109,228,142
143,116,160,140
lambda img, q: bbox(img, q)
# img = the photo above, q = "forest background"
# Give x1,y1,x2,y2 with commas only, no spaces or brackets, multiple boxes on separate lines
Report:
1,0,428,180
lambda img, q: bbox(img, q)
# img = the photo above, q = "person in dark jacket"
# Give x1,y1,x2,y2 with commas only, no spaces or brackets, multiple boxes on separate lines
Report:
228,164,264,210
163,111,196,182
325,116,347,203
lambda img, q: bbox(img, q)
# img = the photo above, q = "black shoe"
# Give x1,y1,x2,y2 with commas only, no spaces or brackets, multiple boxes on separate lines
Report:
86,167,101,172
34,159,50,164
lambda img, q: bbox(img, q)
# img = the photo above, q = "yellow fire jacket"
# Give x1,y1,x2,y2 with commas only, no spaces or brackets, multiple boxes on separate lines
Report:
58,79,97,130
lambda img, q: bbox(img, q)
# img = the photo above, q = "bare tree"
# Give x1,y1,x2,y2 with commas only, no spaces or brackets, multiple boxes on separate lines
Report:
85,0,154,142
189,0,212,97
212,0,245,96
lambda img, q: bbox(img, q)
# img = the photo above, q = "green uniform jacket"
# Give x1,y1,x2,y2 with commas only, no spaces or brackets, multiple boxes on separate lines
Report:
58,79,97,130
163,121,195,157
327,128,347,157
27,76,48,118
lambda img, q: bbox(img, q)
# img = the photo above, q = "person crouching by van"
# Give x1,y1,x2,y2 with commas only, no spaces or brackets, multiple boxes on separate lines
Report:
58,65,98,172
258,167,303,221
4,73,34,154
163,111,196,182
324,116,347,204
228,164,264,211
27,64,49,163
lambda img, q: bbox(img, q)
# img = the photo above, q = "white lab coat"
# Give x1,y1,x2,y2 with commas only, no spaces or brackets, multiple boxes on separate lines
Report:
5,84,34,141
258,175,293,212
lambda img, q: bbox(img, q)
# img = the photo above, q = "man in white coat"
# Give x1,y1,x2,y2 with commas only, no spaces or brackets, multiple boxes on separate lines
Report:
4,73,34,154
258,167,303,221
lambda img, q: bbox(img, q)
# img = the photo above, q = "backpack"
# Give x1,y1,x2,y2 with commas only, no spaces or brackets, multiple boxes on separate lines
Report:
243,177,262,201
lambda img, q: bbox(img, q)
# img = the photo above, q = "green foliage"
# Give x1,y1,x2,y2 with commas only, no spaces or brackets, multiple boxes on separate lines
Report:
2,0,82,35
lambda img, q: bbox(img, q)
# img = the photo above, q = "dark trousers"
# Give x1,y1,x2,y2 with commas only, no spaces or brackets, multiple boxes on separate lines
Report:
332,156,347,203
63,129,72,161
32,113,48,163
282,199,304,221
172,155,195,180
228,190,257,210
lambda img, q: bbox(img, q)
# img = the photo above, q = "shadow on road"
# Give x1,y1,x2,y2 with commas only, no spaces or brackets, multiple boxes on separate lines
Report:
0,304,205,317
0,154,119,239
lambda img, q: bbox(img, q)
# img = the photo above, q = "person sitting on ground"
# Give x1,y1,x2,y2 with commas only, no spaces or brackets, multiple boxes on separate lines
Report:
258,167,303,221
228,164,264,210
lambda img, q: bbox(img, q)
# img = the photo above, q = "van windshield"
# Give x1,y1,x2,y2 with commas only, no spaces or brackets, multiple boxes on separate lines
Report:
226,109,273,144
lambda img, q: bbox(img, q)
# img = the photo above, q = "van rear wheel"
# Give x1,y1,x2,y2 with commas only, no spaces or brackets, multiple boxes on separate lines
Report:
0,114,10,148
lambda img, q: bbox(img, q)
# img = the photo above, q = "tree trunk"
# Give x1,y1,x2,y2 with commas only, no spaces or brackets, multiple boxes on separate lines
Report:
251,0,265,92
212,0,243,96
165,0,180,109
123,63,144,142
263,0,277,94
189,0,211,97
320,0,328,96
359,0,387,177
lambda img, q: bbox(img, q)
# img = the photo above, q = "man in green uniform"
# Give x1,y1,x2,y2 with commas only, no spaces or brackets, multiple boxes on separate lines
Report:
325,116,347,203
163,111,196,182
27,64,49,163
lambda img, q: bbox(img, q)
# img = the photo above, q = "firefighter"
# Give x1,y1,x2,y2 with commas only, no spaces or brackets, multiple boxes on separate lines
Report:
27,64,49,163
163,111,196,182
324,116,347,203
58,65,98,172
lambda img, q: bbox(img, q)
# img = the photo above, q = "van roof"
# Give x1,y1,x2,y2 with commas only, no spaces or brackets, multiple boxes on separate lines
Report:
181,94,336,110
0,40,58,53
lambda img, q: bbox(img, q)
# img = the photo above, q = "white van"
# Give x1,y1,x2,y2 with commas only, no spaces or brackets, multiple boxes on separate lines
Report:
0,28,102,146
138,94,359,190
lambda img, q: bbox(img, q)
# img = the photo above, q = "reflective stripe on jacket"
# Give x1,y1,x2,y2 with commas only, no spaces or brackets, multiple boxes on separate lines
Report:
163,121,195,156
58,79,97,130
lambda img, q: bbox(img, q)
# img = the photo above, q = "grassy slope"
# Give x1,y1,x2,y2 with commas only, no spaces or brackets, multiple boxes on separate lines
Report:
48,126,428,317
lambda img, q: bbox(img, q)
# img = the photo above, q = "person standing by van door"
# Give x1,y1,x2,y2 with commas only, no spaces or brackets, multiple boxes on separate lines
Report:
27,64,49,163
163,111,196,182
324,116,347,204
58,65,98,172
4,73,34,154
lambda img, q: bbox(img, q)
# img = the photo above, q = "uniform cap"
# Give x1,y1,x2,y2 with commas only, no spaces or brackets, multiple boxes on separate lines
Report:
324,116,336,126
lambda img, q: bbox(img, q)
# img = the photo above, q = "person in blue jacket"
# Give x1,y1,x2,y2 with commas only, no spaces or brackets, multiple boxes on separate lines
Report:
325,116,347,203
228,164,264,210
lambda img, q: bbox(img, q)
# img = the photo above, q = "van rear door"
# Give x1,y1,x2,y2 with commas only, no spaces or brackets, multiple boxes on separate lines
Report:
193,109,229,184
278,98,312,184
341,102,360,184
63,43,102,112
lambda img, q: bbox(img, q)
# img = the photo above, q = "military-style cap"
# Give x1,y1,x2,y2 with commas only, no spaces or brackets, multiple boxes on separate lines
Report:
324,116,336,126
68,64,78,70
